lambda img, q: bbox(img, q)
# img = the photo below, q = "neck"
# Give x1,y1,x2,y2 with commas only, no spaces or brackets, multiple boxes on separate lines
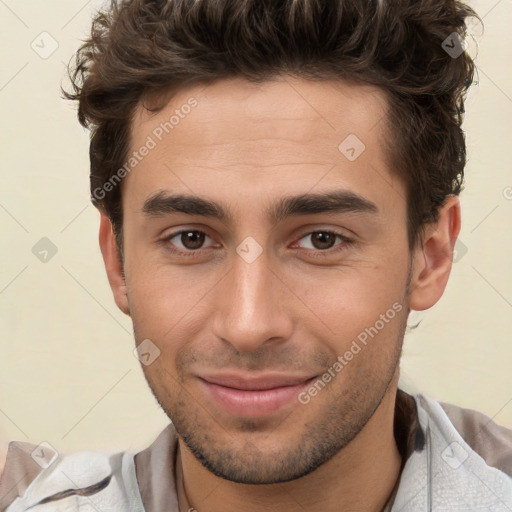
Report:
178,382,402,512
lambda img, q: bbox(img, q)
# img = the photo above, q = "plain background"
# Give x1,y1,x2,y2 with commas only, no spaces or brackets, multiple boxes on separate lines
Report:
1,0,511,463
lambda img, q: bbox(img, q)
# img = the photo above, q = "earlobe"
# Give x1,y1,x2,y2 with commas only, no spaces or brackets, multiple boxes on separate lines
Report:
409,195,461,311
98,212,130,316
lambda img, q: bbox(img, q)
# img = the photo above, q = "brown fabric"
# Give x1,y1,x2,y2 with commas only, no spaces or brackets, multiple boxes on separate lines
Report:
381,388,423,511
133,424,181,512
0,441,46,511
440,400,512,477
175,444,191,511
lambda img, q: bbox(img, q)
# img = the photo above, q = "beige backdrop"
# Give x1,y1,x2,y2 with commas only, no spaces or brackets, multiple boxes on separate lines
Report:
1,0,511,464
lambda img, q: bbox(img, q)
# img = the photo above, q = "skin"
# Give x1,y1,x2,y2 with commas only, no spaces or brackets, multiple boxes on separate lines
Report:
99,76,460,512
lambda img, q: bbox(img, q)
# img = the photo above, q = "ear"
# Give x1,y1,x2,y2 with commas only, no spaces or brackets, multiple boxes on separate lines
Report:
98,212,130,316
409,195,461,311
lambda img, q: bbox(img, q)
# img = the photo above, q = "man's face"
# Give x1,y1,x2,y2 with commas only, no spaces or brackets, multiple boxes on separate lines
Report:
121,76,412,483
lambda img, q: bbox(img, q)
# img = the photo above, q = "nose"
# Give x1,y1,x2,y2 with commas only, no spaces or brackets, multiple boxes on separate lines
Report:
211,246,293,353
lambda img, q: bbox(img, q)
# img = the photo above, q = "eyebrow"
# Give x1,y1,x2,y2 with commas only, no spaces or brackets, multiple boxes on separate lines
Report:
142,189,378,223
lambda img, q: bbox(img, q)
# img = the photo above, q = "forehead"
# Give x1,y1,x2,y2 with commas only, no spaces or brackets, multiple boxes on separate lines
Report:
133,76,388,150
125,76,400,217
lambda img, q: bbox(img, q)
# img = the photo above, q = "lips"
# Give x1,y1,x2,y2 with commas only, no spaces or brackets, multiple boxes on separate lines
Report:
198,373,316,417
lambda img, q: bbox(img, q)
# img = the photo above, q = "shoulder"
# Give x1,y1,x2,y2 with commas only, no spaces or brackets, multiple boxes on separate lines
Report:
0,440,48,510
412,392,512,482
439,399,512,477
0,439,145,511
390,392,512,510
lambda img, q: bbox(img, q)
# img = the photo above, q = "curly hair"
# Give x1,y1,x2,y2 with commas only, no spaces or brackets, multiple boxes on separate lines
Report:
63,0,479,254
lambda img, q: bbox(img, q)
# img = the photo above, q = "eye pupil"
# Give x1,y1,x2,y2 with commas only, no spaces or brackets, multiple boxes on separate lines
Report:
182,231,205,250
311,232,336,250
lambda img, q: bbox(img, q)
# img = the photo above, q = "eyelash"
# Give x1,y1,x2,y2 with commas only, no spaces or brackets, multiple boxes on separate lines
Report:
159,229,354,258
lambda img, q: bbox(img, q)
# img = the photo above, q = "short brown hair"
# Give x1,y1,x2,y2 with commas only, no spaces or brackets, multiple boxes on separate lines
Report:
64,0,479,253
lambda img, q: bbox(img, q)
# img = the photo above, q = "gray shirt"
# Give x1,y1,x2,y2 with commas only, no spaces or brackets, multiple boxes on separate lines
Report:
1,390,511,511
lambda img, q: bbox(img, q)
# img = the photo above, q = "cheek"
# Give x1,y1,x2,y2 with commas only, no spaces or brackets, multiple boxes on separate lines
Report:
285,256,409,341
314,300,406,397
124,254,220,360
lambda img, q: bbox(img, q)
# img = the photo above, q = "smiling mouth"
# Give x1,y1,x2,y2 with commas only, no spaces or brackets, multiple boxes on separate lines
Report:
198,374,317,417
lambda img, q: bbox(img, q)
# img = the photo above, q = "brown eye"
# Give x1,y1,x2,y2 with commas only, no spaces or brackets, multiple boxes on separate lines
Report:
164,230,215,253
180,231,206,250
298,231,343,251
309,232,337,250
